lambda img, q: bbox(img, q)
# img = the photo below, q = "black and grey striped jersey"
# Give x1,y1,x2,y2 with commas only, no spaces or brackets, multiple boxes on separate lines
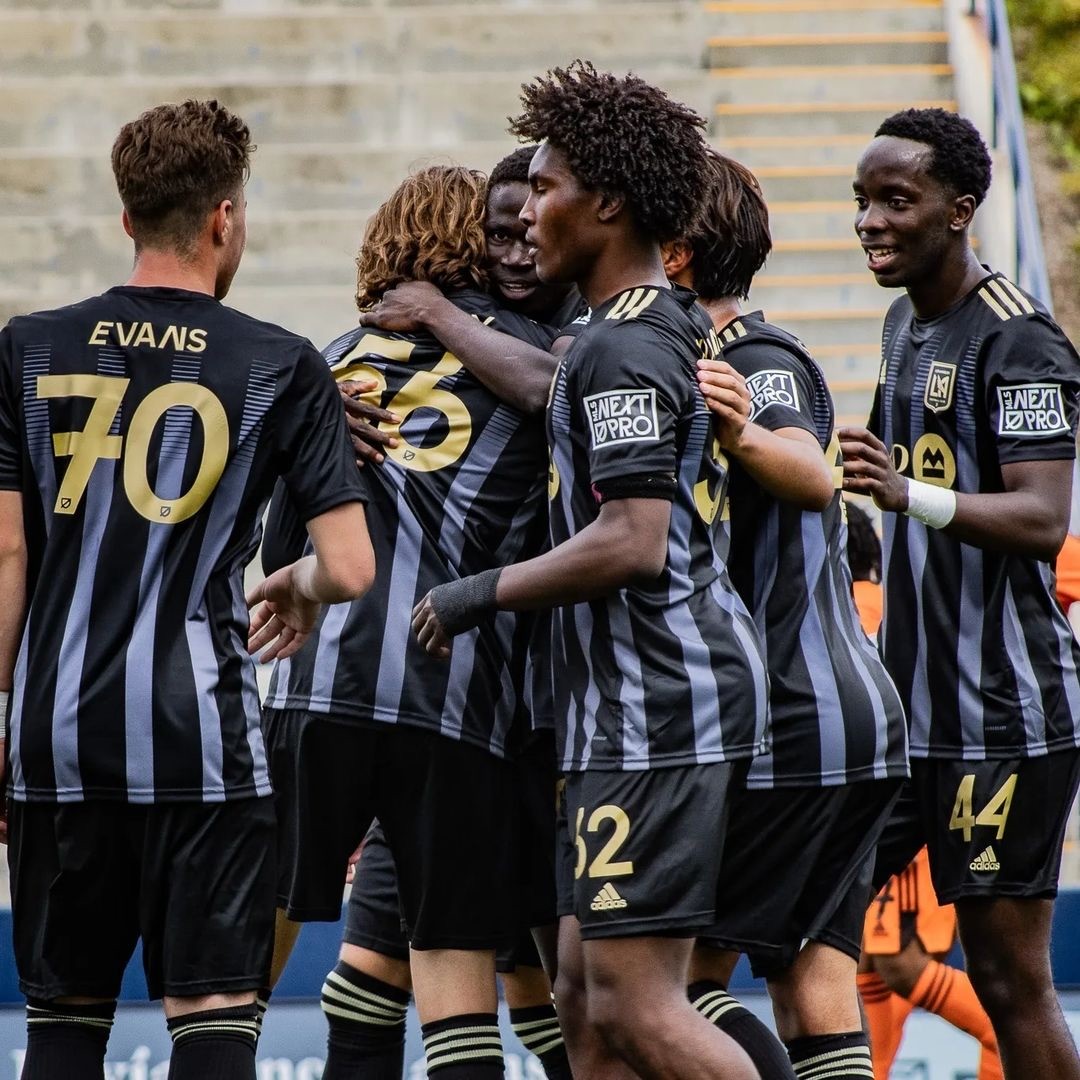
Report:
720,312,908,788
869,271,1080,760
546,284,769,773
0,286,365,803
265,290,556,759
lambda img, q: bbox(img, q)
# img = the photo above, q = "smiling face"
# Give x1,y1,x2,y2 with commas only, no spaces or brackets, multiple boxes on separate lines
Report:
853,135,972,293
485,179,570,318
519,142,603,288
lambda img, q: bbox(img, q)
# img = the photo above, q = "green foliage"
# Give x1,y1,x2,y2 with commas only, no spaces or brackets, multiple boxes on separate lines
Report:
1006,0,1080,165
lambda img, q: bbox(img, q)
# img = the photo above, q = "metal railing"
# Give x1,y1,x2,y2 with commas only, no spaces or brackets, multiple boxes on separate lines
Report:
982,0,1053,307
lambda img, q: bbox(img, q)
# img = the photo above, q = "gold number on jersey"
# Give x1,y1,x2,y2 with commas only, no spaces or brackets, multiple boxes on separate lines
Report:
38,374,229,523
39,374,128,515
124,384,229,522
694,434,729,524
333,347,472,474
948,773,1018,841
573,802,635,879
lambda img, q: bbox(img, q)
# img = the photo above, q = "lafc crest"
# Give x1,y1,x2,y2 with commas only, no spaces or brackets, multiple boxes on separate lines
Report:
924,360,957,414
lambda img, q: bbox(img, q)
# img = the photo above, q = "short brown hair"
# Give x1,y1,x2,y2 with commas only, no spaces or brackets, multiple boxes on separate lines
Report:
111,99,253,255
355,166,489,310
687,149,772,302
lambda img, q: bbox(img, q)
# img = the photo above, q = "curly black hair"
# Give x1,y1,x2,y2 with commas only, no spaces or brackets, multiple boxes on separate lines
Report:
875,108,992,206
688,149,772,301
509,60,709,243
490,145,539,189
844,499,881,583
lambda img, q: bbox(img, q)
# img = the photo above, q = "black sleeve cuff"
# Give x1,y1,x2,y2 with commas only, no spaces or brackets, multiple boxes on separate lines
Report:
593,472,677,504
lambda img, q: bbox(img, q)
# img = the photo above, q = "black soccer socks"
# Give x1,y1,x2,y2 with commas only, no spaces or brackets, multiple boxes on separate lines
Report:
320,960,410,1080
22,999,116,1079
509,1003,573,1080
421,1012,504,1077
166,1003,258,1080
785,1030,873,1079
689,981,796,1080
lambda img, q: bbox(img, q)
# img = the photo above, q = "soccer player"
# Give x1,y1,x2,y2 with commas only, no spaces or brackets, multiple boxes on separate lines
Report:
0,99,373,1080
261,164,563,1079
319,145,581,1080
411,62,768,1080
842,107,1080,1080
683,150,909,1080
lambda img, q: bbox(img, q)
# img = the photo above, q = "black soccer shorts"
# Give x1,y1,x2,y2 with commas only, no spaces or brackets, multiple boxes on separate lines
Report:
264,708,521,950
698,779,903,977
344,731,559,968
873,750,1080,904
563,762,737,940
8,797,276,1000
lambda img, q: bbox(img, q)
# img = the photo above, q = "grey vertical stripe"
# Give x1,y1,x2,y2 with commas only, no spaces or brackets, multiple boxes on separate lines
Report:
49,458,118,800
308,603,353,709
606,599,649,767
124,367,198,800
228,572,272,796
373,487,424,720
22,349,56,536
1002,578,1046,751
8,632,30,796
570,602,600,770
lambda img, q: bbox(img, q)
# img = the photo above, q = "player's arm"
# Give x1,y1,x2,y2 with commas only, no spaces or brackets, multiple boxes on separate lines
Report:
248,501,374,661
0,492,26,836
697,358,833,511
840,427,1069,560
360,281,558,413
412,496,670,658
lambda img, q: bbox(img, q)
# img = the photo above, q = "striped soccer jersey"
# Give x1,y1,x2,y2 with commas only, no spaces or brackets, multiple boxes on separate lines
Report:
0,286,365,803
546,283,769,773
265,290,556,759
870,271,1080,759
720,312,908,788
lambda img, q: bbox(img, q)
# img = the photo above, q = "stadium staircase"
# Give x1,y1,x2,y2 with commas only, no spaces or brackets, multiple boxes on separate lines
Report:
0,0,1038,430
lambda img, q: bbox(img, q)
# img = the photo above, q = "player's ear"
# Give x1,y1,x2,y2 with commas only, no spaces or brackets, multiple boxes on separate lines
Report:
211,199,233,247
661,239,693,279
596,190,626,224
121,208,135,241
950,193,977,233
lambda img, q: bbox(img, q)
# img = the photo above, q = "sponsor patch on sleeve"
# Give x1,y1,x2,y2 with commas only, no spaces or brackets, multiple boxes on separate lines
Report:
745,369,800,422
996,383,1070,437
584,388,660,449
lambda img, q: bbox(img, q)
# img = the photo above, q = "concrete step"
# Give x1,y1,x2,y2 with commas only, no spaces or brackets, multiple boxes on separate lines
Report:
708,62,952,105
0,71,714,150
0,6,705,79
0,0,692,10
0,141,522,216
0,210,368,294
764,200,861,240
715,132,870,169
755,165,855,203
748,272,886,310
827,376,878,418
704,0,944,35
766,239,869,276
707,32,947,68
770,306,890,348
711,98,955,137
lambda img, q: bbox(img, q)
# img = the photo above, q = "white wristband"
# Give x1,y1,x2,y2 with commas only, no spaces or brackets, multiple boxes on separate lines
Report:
0,689,8,734
904,478,957,530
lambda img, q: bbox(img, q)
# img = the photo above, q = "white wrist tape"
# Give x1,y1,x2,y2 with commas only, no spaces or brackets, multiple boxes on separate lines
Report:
0,689,8,732
904,478,956,530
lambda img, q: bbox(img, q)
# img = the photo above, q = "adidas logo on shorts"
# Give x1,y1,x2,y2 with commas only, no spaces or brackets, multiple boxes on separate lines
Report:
970,845,1001,872
591,883,628,911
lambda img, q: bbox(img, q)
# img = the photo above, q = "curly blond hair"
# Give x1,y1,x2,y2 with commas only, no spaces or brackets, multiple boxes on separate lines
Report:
355,166,489,310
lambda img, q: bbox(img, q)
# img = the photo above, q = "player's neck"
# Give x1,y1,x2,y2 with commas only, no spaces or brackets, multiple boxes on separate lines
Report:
579,238,669,311
907,243,985,320
125,248,219,297
700,297,742,333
